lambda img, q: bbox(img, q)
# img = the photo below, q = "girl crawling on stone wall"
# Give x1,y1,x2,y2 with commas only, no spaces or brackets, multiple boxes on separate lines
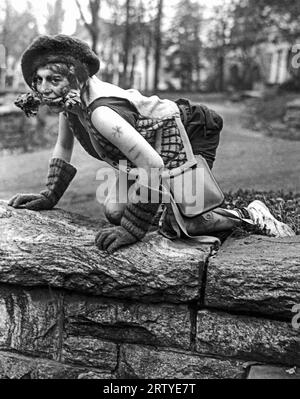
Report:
8,35,295,253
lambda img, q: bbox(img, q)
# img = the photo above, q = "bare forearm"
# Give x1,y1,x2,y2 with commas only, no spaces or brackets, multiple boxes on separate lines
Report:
52,142,73,163
52,113,75,163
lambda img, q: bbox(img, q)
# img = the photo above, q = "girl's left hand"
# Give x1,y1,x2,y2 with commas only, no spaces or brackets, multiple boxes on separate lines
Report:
63,89,82,113
95,226,138,253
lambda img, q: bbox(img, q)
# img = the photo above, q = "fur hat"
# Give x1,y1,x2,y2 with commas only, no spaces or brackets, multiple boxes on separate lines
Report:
21,34,100,88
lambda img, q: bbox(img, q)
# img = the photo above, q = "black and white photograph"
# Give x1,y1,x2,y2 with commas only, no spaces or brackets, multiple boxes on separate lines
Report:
0,0,299,383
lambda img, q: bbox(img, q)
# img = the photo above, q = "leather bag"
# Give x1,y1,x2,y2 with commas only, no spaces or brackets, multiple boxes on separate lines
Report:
158,115,225,242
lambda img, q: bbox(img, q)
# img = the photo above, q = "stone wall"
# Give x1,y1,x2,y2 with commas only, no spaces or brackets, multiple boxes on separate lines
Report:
0,200,299,379
284,99,300,139
284,99,300,128
0,106,37,152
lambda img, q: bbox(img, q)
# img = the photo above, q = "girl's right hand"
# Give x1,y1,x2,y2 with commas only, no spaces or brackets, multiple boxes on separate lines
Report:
8,193,54,211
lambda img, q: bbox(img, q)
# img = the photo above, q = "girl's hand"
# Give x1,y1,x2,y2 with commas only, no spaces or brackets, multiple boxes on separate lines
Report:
63,89,82,113
95,226,138,253
8,193,54,211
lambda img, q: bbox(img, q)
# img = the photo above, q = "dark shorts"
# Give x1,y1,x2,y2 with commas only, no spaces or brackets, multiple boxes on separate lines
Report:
176,98,223,169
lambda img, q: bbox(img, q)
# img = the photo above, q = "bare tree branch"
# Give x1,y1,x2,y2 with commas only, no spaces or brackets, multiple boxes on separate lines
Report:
75,0,91,32
75,0,101,53
154,0,163,90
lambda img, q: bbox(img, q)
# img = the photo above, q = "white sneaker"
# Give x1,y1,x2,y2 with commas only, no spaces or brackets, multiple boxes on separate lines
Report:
246,200,296,238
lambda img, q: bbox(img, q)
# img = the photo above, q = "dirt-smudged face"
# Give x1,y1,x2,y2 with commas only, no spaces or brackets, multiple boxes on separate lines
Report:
35,67,71,113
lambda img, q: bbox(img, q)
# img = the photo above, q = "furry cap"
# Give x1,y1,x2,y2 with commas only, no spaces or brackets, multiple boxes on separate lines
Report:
21,34,100,88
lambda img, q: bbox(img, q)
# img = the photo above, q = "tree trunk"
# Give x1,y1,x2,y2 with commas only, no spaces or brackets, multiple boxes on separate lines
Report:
76,0,101,55
144,31,151,93
129,52,136,87
91,29,99,54
120,0,131,88
90,0,101,54
194,26,201,91
218,53,225,92
154,0,163,91
1,2,9,89
0,62,6,89
217,18,226,92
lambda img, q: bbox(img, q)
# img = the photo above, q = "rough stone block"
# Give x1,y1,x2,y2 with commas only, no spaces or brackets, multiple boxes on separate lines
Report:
77,371,115,379
64,294,191,350
196,310,300,367
0,202,210,303
0,351,113,379
205,236,300,318
118,344,246,379
0,285,62,360
247,365,300,379
62,336,118,370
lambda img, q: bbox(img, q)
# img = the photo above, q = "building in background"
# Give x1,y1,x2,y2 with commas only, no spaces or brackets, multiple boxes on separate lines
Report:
266,42,291,85
225,27,296,91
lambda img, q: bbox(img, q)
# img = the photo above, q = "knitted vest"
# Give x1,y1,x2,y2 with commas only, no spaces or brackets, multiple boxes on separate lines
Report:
66,77,188,171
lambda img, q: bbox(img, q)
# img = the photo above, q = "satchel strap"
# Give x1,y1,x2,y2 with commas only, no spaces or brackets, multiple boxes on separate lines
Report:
174,115,197,163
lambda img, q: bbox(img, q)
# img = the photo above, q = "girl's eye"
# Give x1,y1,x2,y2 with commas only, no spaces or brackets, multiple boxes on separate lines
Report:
52,78,61,84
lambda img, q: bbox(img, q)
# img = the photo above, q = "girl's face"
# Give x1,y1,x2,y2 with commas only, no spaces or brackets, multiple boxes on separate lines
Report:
35,67,71,113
